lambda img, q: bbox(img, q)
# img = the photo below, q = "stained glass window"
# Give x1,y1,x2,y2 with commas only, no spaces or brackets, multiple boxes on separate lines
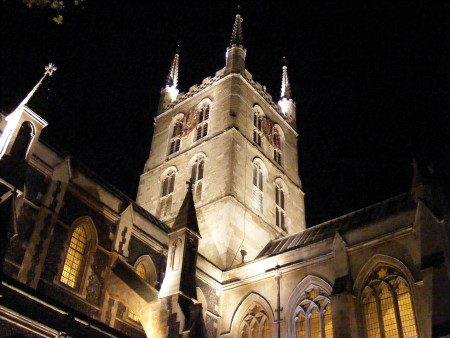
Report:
361,267,418,338
60,226,87,288
294,289,333,338
239,305,271,338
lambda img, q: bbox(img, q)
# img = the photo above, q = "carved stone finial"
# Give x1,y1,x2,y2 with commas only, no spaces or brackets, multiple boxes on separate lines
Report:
45,63,57,76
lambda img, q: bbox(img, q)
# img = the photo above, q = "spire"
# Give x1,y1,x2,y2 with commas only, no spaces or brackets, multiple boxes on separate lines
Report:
230,10,244,47
281,57,292,99
165,48,179,88
172,180,200,236
19,63,57,111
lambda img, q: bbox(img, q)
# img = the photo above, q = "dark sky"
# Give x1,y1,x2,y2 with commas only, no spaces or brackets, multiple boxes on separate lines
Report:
1,1,449,226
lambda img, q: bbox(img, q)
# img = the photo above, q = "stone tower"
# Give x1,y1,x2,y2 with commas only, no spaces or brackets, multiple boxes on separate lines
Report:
136,13,306,269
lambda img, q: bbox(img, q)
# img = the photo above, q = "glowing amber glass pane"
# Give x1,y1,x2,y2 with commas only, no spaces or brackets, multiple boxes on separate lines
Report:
263,319,270,338
251,321,258,338
136,263,146,280
363,294,381,338
310,308,321,337
324,304,333,338
241,325,249,338
128,309,139,322
296,314,307,338
380,286,399,337
397,283,418,338
60,226,87,288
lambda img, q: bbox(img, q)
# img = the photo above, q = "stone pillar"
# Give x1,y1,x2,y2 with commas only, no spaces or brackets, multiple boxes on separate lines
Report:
330,232,359,338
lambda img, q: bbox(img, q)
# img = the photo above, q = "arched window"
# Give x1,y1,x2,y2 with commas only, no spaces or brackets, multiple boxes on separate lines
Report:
361,266,418,338
272,127,282,166
60,225,88,289
128,262,148,322
275,182,285,230
169,116,183,155
195,102,209,141
10,121,34,158
191,155,205,201
253,109,264,147
160,169,176,218
294,289,334,338
252,161,264,213
239,305,271,338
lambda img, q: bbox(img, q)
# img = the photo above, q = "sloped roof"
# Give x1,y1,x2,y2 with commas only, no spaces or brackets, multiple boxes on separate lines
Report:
257,192,416,258
132,202,169,233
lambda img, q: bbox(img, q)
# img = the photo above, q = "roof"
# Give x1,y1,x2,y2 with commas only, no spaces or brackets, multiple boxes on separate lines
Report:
132,202,169,233
257,192,416,258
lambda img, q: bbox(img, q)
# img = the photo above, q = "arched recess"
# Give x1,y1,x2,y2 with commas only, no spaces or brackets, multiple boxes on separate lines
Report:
230,292,275,338
58,216,98,291
353,254,421,337
353,254,418,298
271,124,284,166
196,287,207,320
285,275,333,338
10,121,35,159
274,178,289,197
252,157,268,177
134,254,157,287
168,113,185,155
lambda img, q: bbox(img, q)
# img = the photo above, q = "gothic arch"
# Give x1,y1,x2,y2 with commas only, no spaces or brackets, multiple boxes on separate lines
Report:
285,275,333,338
252,157,268,177
196,287,207,319
58,216,98,291
187,152,207,168
10,121,36,158
197,97,213,108
159,165,178,183
354,254,421,337
274,177,289,196
230,292,275,337
134,254,157,286
271,124,285,142
353,254,417,298
252,104,265,116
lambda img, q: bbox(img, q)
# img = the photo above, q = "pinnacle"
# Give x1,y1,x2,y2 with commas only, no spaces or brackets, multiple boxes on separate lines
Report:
165,50,179,88
230,12,244,47
281,57,292,99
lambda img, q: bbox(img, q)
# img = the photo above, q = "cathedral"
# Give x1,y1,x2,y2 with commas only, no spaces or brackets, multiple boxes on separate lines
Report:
0,12,449,338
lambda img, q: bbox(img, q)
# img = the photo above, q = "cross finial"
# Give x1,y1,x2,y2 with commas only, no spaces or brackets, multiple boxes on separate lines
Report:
45,63,57,76
186,178,194,191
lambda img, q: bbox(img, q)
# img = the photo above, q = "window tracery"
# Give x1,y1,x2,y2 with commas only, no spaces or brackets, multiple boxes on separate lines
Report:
361,266,418,338
169,116,183,155
252,161,264,213
60,225,88,289
294,289,334,338
239,305,271,338
191,155,205,201
272,127,282,166
195,102,209,141
160,169,176,218
253,110,264,147
275,182,285,229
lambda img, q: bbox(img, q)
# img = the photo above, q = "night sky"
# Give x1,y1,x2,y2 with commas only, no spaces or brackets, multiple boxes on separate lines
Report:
1,1,449,226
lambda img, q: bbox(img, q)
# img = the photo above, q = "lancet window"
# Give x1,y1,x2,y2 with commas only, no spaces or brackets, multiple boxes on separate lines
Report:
195,102,209,141
60,222,92,290
169,116,183,155
252,161,264,213
160,169,176,218
361,266,418,338
294,289,333,338
239,305,271,338
275,183,285,230
128,263,147,322
191,155,205,201
253,110,264,147
272,127,282,165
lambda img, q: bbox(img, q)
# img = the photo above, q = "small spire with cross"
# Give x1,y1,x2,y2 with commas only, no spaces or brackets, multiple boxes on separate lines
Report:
186,178,194,192
45,63,57,76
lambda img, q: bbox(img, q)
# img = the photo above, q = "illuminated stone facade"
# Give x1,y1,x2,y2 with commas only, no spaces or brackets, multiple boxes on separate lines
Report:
1,13,449,338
